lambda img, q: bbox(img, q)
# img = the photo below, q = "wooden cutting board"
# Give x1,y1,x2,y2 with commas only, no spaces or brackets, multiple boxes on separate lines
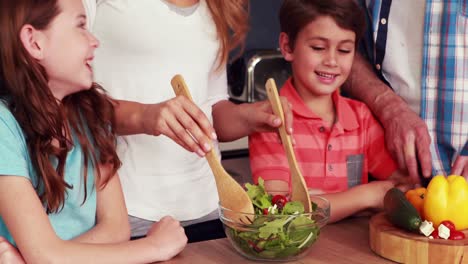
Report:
369,212,468,264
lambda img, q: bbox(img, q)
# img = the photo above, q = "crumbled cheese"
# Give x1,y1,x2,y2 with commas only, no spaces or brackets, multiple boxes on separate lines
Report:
268,204,278,214
438,224,451,240
283,215,297,225
419,221,435,237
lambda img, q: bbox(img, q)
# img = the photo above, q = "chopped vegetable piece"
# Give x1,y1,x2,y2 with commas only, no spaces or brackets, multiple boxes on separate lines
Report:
449,230,466,240
438,224,450,240
419,220,434,237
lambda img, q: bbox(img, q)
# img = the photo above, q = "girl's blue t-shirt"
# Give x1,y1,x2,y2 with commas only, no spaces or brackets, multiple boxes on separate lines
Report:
0,102,96,244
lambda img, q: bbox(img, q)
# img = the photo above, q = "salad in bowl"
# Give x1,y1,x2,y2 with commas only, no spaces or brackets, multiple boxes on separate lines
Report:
219,178,330,261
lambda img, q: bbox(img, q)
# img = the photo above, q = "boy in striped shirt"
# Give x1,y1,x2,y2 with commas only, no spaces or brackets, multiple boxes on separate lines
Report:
249,0,409,223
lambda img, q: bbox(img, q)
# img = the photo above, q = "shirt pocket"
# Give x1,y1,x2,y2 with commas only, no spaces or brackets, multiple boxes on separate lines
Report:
346,154,364,188
458,0,468,17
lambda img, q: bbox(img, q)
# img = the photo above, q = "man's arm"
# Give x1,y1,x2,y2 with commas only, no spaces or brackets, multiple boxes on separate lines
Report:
343,53,432,180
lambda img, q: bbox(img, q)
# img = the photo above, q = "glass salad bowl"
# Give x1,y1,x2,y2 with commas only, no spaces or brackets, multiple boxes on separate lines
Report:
218,180,330,261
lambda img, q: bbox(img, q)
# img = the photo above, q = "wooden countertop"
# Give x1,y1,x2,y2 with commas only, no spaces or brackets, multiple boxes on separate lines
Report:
163,216,393,264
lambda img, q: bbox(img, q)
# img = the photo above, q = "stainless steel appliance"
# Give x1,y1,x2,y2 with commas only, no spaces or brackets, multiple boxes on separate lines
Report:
228,49,291,103
220,49,291,172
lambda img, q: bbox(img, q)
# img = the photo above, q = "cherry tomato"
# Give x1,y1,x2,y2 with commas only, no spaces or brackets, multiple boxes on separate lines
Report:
262,208,269,215
449,230,466,240
440,220,456,231
272,195,288,207
430,230,440,239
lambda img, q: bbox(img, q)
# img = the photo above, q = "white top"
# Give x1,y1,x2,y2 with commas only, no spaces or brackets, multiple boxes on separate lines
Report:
83,0,226,221
374,0,426,114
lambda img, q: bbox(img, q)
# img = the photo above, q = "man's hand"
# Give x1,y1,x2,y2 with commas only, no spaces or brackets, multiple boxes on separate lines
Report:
344,54,432,182
451,155,468,178
376,93,432,182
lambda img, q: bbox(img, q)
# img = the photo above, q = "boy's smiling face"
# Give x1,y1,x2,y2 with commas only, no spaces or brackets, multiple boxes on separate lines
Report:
280,15,356,100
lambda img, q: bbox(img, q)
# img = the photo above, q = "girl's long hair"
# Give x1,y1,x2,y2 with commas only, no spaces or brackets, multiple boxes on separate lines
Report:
206,0,249,68
0,0,121,213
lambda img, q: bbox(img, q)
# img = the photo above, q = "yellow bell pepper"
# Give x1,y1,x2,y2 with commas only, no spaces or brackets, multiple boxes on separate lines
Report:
423,175,468,230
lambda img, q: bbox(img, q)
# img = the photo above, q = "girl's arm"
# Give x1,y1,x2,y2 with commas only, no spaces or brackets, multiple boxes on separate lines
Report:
72,165,130,243
0,176,186,264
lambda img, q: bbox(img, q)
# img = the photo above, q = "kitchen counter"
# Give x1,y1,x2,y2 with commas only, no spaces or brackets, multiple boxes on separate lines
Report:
162,216,393,264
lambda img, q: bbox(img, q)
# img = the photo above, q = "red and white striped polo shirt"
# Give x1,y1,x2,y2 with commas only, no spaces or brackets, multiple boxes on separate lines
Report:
249,78,397,193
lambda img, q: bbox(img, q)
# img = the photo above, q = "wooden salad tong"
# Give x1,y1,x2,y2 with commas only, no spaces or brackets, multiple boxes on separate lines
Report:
265,78,312,213
171,74,255,222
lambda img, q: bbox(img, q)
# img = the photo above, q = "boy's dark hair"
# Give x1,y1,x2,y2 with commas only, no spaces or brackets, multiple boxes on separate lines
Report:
280,0,366,49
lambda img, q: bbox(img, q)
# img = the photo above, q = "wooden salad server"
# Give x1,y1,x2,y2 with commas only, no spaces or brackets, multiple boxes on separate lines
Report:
171,74,255,222
265,78,312,213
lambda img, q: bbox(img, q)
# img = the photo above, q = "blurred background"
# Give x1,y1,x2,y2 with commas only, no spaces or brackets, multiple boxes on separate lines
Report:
220,0,291,185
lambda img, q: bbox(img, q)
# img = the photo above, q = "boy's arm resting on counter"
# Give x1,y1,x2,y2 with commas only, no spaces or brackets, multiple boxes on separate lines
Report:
0,176,186,263
263,180,289,196
262,179,398,224
343,53,432,181
319,181,395,223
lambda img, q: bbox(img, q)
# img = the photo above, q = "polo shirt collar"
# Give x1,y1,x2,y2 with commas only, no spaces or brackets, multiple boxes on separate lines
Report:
279,78,360,131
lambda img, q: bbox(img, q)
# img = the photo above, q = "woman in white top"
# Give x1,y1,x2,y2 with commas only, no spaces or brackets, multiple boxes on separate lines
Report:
83,0,294,241
0,0,293,259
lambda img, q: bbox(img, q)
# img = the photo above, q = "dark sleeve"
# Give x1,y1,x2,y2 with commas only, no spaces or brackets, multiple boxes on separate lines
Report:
461,141,468,156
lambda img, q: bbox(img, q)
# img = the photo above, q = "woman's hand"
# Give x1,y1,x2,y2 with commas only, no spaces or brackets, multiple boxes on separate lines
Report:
141,97,217,157
145,216,187,262
0,237,25,264
114,99,216,157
